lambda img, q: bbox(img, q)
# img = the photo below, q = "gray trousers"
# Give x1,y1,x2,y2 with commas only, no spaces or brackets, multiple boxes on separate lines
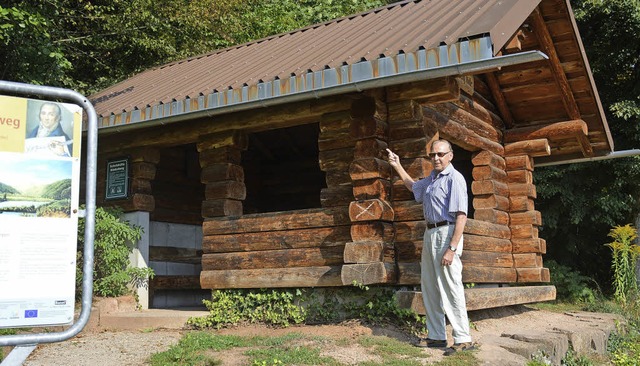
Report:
420,225,472,344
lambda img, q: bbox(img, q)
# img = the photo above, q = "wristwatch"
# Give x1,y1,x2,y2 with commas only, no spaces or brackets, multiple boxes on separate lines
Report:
449,245,457,252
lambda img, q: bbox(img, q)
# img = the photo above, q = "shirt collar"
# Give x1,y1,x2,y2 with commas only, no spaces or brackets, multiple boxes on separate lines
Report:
431,163,454,178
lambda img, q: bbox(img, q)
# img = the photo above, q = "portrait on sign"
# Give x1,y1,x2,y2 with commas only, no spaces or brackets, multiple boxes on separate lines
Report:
24,100,77,157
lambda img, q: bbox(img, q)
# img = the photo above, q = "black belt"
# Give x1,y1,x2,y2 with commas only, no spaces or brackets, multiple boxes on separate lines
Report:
426,220,454,229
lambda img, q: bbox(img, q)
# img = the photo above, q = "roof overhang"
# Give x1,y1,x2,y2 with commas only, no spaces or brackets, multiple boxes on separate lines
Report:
99,36,547,134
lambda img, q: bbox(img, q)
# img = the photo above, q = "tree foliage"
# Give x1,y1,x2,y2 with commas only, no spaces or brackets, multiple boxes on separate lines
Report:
0,0,391,95
536,0,640,287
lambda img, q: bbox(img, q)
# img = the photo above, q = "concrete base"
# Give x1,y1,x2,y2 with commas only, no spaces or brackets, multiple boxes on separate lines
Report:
85,296,208,332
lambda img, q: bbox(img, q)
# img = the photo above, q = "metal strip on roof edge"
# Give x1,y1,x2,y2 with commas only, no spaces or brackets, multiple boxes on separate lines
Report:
98,37,547,132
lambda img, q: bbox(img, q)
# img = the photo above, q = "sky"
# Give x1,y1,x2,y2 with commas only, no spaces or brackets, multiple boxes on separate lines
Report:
0,154,72,193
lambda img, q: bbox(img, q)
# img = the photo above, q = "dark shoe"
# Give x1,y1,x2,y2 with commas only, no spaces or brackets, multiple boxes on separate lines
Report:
443,342,476,355
414,338,447,348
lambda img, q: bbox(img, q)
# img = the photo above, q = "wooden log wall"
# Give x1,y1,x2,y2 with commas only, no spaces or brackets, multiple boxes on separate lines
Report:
392,76,550,285
505,138,552,282
200,207,351,288
200,99,354,289
151,145,204,225
342,91,396,285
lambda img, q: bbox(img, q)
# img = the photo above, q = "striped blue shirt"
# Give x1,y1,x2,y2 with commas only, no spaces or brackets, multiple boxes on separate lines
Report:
412,163,468,223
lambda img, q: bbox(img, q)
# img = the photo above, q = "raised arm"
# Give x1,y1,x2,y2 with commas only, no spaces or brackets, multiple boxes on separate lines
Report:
386,148,415,191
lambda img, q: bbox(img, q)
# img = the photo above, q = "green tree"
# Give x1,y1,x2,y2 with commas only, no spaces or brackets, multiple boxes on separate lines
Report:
536,0,640,287
1,0,391,95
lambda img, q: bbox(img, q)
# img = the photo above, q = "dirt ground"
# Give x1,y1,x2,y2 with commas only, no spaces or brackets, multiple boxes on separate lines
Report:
17,304,622,366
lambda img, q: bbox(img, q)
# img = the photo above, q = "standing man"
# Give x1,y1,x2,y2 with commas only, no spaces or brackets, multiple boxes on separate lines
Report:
386,139,475,355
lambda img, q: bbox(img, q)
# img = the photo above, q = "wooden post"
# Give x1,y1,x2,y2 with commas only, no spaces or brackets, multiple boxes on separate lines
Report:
198,130,247,218
342,93,397,285
505,141,551,283
319,110,355,205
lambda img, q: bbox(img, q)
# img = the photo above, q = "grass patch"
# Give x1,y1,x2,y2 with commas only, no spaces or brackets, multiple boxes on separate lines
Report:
358,335,427,360
245,344,338,365
149,330,479,366
149,332,342,366
149,332,249,365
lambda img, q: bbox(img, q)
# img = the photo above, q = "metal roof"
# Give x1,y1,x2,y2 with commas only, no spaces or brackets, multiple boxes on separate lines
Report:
90,0,614,164
90,0,541,127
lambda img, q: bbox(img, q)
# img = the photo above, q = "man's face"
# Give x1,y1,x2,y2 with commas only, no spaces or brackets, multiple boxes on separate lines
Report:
39,104,61,130
428,142,453,172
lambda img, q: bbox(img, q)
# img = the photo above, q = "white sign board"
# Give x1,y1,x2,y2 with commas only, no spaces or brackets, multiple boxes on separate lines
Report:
0,96,83,328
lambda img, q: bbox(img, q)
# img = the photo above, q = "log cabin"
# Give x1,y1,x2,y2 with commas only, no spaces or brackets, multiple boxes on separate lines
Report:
87,0,613,310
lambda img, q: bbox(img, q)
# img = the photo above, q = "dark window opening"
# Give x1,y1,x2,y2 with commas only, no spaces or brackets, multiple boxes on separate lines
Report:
242,123,327,214
451,145,474,218
152,144,205,225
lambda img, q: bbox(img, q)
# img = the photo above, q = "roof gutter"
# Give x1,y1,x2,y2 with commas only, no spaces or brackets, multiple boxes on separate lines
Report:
536,149,640,167
99,50,548,135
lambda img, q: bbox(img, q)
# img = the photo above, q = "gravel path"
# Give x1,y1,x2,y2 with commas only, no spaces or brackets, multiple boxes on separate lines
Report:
15,305,623,366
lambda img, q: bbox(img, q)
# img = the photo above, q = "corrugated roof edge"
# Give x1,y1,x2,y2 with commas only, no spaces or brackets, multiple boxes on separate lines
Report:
99,36,497,130
98,50,549,135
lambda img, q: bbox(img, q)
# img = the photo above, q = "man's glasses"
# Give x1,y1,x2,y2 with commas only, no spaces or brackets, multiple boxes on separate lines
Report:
428,151,450,159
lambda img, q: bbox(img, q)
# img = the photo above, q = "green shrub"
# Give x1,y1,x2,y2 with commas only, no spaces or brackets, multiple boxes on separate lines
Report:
187,285,425,334
76,206,154,297
545,260,596,304
187,289,306,329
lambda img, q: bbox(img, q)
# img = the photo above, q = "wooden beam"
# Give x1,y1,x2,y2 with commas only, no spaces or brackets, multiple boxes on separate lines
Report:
344,240,395,263
472,150,506,170
517,267,551,282
430,102,502,142
386,77,460,103
197,130,248,151
202,225,350,253
200,266,344,289
98,98,327,153
149,246,202,264
531,7,581,120
460,250,514,268
201,199,242,217
151,275,201,290
201,246,345,271
471,180,509,196
349,198,394,222
203,207,350,235
422,107,504,155
504,138,551,157
504,119,588,143
395,286,556,313
473,208,510,225
393,217,512,243
349,158,392,181
509,183,537,199
484,72,515,128
351,222,395,242
397,262,517,284
340,262,396,285
575,132,595,157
